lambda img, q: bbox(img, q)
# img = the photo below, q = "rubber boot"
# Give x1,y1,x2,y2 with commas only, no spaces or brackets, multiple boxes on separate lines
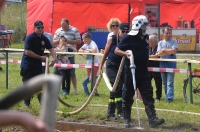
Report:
145,103,165,128
107,102,116,120
115,100,124,120
123,104,132,128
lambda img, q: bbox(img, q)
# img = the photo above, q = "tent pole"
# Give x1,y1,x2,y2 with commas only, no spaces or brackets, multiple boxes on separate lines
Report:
20,2,23,48
50,0,54,33
158,0,161,40
128,3,131,24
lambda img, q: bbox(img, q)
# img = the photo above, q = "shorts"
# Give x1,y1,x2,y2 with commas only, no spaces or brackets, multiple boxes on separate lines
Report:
20,68,43,82
68,56,76,77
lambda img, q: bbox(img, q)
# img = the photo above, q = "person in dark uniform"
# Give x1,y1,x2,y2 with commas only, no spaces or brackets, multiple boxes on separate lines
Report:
149,34,162,102
99,23,130,120
20,20,57,107
115,15,165,128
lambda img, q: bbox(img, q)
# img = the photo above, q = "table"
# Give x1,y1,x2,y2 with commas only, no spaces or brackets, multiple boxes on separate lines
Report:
0,30,14,48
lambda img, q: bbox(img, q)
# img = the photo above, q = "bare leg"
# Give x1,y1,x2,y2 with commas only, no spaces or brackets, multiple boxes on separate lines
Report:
71,75,77,94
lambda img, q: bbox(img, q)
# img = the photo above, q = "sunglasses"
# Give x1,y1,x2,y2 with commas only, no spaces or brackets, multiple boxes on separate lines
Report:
122,30,129,33
36,26,44,29
111,24,119,27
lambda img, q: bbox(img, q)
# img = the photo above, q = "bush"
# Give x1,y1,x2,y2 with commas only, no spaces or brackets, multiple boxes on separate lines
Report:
1,2,26,44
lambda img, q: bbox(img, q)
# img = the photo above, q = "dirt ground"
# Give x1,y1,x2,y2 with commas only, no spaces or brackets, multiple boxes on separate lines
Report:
56,117,200,132
1,118,199,132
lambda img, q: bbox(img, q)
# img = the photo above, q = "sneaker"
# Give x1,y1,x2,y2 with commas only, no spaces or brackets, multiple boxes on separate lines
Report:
62,90,67,95
107,114,116,121
124,118,131,128
74,91,78,95
117,114,124,120
166,99,173,103
149,117,165,128
94,93,100,96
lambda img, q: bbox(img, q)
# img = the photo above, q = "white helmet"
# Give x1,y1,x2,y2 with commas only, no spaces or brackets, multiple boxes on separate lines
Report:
128,15,148,36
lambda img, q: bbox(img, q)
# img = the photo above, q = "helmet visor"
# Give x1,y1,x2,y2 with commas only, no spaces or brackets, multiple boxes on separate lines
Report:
140,23,149,30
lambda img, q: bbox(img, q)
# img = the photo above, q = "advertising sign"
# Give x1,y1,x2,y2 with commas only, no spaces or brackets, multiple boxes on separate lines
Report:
147,27,197,52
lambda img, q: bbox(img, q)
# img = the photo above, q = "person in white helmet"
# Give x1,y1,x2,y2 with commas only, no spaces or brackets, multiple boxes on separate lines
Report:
115,15,165,128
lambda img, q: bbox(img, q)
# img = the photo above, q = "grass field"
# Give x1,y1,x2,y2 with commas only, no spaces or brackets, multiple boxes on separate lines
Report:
1,44,200,131
0,2,200,132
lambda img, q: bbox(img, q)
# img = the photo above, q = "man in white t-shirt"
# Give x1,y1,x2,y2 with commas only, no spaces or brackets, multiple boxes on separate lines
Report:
78,32,99,96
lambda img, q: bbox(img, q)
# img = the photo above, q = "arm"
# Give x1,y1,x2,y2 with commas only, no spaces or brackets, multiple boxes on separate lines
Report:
25,50,46,61
66,44,77,52
78,47,85,52
156,41,166,57
78,47,87,59
53,39,59,47
156,48,177,57
99,38,112,74
149,54,159,58
114,47,128,57
78,44,89,53
67,39,81,45
156,39,178,57
156,49,167,57
54,37,81,46
0,110,49,132
53,30,60,47
85,47,97,53
161,48,177,54
115,47,131,59
48,48,57,67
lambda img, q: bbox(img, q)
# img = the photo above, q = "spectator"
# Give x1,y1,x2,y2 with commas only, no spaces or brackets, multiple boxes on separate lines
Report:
99,23,130,120
55,36,76,95
106,18,121,41
146,11,158,27
20,20,57,107
78,32,99,96
149,34,162,102
156,27,178,103
53,18,81,94
115,15,165,128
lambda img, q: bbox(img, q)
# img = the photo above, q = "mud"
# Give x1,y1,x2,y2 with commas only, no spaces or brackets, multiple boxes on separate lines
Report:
56,121,147,132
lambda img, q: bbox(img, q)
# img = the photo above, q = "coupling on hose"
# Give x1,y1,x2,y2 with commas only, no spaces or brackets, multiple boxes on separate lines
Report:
126,50,136,70
130,64,136,69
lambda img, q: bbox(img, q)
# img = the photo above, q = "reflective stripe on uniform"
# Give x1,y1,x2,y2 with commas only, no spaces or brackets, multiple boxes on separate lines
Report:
115,97,122,102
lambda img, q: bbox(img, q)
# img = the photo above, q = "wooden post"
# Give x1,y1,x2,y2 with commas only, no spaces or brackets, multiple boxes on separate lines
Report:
188,63,193,104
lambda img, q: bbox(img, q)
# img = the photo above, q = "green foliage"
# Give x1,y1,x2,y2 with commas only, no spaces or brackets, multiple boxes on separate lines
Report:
0,2,26,44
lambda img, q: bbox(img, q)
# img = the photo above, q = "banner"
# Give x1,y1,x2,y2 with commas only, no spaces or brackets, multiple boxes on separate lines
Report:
172,35,196,52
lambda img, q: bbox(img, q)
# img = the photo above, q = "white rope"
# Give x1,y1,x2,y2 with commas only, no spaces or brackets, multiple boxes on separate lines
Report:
90,104,200,116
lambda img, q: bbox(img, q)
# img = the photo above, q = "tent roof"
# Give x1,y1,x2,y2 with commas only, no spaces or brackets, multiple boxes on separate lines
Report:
54,0,200,4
